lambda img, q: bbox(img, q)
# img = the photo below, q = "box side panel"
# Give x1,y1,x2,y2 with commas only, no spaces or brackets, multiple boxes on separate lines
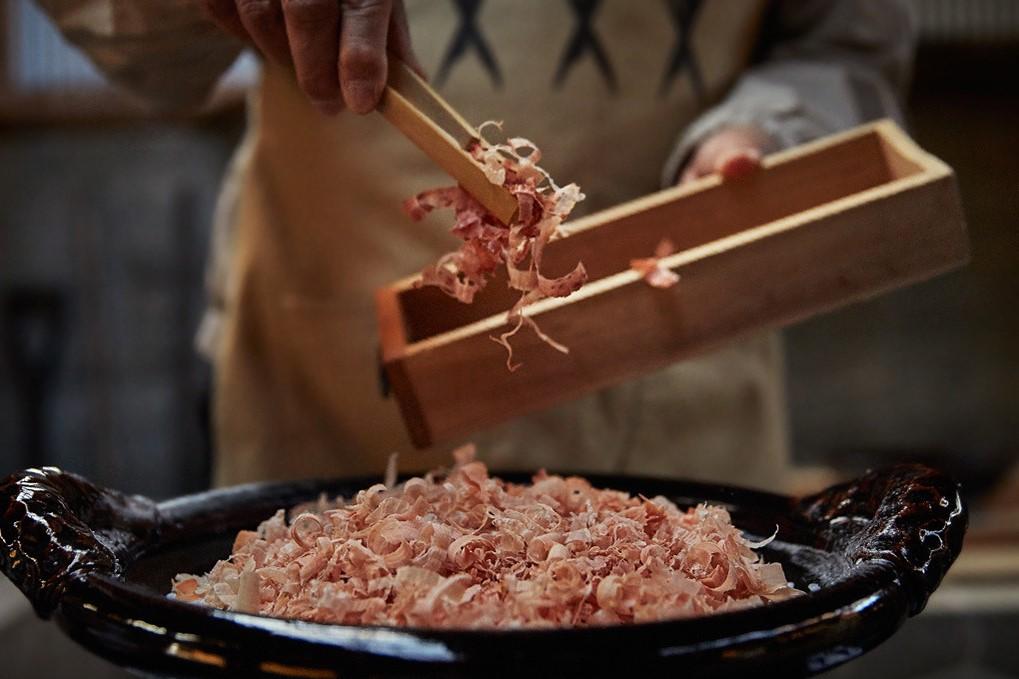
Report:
399,175,969,445
385,357,433,448
397,132,894,342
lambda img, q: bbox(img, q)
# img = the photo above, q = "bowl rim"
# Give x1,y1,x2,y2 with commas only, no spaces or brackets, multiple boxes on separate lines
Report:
3,464,966,676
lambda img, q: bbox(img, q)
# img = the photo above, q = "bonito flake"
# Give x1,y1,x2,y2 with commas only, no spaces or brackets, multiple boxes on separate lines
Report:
631,238,680,289
173,447,800,628
402,124,587,370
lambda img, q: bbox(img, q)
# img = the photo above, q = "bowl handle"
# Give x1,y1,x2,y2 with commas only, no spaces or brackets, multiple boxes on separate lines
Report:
799,463,967,615
0,467,161,617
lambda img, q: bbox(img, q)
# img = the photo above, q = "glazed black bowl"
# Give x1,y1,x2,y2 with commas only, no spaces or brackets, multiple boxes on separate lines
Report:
0,464,965,678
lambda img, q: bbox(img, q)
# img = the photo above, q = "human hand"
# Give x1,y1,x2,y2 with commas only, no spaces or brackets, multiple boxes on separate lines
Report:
678,125,773,184
199,0,419,115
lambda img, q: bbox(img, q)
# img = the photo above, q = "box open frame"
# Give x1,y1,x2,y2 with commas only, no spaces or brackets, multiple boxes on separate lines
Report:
376,120,969,448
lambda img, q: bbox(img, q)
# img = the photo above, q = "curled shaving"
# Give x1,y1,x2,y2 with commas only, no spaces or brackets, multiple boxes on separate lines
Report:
172,446,800,628
631,238,680,289
402,124,587,371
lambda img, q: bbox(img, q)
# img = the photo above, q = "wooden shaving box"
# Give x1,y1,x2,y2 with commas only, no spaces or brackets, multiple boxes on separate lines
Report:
376,120,969,448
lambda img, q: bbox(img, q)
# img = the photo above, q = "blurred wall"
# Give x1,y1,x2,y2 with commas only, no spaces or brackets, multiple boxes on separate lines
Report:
786,33,1019,491
0,123,239,497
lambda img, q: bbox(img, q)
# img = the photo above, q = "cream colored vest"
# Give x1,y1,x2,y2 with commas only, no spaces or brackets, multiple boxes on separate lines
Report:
212,0,790,489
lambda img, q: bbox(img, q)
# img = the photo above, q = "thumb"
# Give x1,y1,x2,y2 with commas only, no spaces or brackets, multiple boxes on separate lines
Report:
716,147,762,181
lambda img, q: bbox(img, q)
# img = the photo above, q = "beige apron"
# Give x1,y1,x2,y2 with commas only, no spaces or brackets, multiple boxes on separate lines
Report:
211,0,790,489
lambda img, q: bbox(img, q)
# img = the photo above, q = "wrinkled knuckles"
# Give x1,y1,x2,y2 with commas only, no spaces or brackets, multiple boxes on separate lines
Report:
341,42,386,83
198,0,237,22
235,0,279,26
341,0,392,16
282,0,338,27
298,74,341,104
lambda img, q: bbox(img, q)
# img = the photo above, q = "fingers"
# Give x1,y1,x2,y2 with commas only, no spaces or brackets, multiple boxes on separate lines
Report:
679,148,760,184
679,162,703,185
717,148,761,181
198,0,249,43
677,126,770,185
679,149,721,184
235,0,291,65
205,0,407,115
282,0,343,114
340,0,394,113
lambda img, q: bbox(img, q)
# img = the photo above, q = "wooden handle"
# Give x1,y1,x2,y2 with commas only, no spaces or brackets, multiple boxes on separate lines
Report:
378,59,518,225
0,467,162,618
799,463,967,616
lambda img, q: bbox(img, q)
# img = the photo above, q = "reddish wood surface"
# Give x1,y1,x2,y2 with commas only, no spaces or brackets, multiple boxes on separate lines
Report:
377,120,970,448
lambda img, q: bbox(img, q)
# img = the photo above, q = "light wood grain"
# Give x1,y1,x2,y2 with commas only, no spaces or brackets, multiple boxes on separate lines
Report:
378,60,518,225
378,120,969,448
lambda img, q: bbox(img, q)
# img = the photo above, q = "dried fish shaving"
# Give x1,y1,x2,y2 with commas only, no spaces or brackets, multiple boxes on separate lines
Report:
403,123,587,370
173,452,800,627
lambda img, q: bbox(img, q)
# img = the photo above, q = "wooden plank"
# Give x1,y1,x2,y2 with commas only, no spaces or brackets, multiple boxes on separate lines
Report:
403,176,967,445
395,125,896,342
872,118,941,180
377,60,519,225
945,544,1019,580
375,286,431,447
377,120,969,447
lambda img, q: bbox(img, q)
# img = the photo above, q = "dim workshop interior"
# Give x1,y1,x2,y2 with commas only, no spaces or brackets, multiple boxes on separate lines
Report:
0,0,1016,677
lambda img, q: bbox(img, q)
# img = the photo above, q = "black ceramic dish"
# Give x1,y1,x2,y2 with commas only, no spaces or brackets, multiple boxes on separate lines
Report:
1,464,965,678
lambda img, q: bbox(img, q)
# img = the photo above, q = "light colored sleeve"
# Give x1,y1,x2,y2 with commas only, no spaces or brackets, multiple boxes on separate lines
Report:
663,0,917,184
34,0,243,111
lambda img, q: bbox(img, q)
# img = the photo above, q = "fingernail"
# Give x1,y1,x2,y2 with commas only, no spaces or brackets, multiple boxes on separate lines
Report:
346,79,380,114
718,148,760,167
719,151,762,180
